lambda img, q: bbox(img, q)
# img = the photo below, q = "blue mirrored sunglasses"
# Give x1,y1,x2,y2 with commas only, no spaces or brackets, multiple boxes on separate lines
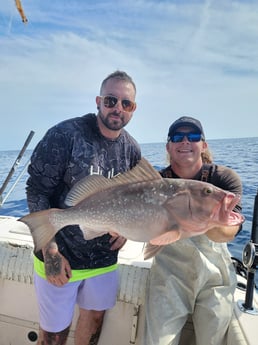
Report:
169,132,203,143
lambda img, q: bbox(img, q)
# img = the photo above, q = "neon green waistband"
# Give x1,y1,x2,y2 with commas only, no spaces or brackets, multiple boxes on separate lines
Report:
34,255,118,282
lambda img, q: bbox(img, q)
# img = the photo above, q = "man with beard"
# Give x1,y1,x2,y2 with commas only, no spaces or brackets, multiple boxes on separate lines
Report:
26,71,141,345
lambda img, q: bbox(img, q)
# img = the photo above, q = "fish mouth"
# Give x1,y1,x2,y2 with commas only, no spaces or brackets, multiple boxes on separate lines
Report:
214,194,244,226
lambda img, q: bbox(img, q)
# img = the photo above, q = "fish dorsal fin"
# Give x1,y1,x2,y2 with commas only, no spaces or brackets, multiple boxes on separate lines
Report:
65,175,109,206
65,157,161,207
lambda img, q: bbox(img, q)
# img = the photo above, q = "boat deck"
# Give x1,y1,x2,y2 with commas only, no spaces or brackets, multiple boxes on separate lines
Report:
0,216,257,345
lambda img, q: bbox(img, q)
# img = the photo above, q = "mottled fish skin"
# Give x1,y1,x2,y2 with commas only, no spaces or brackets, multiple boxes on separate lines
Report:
19,158,244,258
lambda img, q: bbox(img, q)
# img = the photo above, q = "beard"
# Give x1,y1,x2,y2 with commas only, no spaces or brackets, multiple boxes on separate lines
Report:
98,111,130,131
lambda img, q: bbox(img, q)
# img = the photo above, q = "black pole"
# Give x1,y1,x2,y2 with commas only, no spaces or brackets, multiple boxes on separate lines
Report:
251,191,258,243
0,130,35,199
243,268,255,310
242,190,258,311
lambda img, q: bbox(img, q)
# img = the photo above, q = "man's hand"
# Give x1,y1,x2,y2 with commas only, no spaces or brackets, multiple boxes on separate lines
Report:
109,235,127,250
43,241,72,286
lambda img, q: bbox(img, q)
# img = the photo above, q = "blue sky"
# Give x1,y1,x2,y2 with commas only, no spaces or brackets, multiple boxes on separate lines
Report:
1,0,258,150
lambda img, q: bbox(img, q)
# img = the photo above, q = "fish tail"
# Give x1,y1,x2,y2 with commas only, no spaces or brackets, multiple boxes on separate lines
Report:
19,209,60,252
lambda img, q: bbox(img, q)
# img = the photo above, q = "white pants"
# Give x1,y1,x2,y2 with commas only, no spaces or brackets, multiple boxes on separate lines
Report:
144,235,237,345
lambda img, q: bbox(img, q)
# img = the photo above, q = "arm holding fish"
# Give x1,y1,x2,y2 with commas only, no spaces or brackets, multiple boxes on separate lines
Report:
205,224,241,242
205,166,243,243
26,128,73,285
26,186,73,285
26,184,72,285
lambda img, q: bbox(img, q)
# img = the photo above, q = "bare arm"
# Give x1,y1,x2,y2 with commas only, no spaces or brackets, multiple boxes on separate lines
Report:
205,224,241,243
205,165,243,243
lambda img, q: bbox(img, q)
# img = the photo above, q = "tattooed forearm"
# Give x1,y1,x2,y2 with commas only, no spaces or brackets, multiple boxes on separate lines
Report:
43,242,62,276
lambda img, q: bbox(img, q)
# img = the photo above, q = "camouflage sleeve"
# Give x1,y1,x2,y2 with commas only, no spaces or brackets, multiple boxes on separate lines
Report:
26,126,71,213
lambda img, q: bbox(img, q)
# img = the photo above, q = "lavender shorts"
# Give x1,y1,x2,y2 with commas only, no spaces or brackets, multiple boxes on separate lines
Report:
34,270,119,332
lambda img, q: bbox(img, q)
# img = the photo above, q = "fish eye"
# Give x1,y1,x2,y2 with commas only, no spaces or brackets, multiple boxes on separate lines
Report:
204,187,213,195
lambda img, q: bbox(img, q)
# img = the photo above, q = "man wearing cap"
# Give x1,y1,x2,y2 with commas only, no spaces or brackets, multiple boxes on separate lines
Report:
144,116,243,345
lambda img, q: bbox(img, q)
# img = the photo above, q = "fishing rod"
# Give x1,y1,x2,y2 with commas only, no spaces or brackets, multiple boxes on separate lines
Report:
0,158,31,207
239,190,258,314
0,130,35,207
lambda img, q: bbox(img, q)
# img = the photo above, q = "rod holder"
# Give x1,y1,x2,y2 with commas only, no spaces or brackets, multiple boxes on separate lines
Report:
237,190,258,315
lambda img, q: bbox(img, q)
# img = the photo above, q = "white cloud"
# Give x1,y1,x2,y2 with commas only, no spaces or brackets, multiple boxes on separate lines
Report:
0,0,258,149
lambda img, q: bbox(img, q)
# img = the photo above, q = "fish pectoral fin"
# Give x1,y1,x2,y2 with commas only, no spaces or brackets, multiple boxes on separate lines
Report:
144,230,182,259
143,243,163,260
150,230,181,245
80,227,107,240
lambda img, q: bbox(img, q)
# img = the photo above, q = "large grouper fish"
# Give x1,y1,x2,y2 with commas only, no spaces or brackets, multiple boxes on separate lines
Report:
19,158,244,259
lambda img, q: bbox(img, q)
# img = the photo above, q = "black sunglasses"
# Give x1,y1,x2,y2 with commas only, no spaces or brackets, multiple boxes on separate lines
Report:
100,95,135,112
169,132,203,143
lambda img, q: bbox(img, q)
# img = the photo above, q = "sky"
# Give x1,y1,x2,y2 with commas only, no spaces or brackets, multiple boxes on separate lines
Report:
0,0,258,150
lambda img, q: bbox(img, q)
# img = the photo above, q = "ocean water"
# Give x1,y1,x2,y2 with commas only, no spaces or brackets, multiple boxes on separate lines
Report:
0,137,258,266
